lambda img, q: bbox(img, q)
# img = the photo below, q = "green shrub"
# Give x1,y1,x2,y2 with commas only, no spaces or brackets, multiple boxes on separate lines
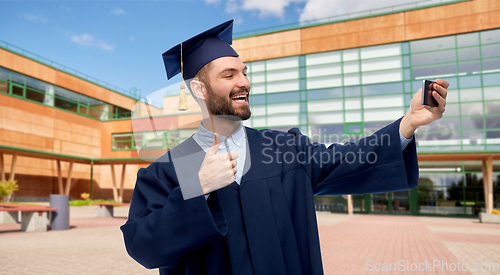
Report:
69,199,118,207
0,180,19,202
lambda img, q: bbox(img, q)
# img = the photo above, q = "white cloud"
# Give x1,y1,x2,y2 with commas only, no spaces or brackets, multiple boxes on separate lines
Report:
110,8,126,15
210,0,421,22
70,33,115,52
233,15,244,25
299,0,419,22
97,42,115,51
23,14,47,23
241,0,306,18
226,0,239,14
71,33,94,47
220,0,306,18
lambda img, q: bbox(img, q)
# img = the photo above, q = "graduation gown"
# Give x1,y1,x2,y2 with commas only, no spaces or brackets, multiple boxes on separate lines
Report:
120,118,419,274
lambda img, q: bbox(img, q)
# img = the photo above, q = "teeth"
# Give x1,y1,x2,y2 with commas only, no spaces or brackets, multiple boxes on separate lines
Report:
232,94,247,100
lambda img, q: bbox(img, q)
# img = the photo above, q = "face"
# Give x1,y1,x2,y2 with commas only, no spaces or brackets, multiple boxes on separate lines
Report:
202,57,251,121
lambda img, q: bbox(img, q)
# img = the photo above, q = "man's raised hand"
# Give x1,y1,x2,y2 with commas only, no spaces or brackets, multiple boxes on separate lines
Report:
400,78,449,138
198,133,239,195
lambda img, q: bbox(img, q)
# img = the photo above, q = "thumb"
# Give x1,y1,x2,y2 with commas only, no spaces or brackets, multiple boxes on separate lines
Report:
207,133,220,156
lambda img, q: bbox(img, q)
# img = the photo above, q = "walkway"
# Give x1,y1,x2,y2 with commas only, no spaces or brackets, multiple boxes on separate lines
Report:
0,208,499,274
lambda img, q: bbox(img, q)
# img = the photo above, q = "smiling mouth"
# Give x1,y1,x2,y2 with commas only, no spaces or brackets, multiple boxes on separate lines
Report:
231,93,249,104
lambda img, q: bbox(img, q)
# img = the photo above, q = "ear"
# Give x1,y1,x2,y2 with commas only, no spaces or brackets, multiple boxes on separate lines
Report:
189,78,207,101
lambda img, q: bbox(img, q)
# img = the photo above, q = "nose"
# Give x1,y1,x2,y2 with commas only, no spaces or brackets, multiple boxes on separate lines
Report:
238,72,251,91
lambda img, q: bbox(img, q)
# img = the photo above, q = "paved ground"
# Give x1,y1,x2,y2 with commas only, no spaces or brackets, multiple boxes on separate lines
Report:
1,207,499,274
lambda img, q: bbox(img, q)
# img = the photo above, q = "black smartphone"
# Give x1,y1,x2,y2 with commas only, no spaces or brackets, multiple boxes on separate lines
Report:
421,79,438,107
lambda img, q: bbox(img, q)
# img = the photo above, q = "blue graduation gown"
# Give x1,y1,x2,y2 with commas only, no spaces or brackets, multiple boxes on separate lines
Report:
120,118,419,274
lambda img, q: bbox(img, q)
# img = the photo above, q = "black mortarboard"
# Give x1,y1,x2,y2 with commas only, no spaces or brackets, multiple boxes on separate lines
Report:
162,19,239,81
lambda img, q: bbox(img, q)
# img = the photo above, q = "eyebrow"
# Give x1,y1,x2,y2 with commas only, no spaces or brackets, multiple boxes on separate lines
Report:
218,66,248,76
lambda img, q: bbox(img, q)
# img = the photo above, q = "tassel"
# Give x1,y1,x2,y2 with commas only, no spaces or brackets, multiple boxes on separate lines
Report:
178,82,187,111
178,42,188,111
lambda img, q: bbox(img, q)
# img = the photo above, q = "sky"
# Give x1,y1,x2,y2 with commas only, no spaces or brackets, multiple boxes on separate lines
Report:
0,0,432,100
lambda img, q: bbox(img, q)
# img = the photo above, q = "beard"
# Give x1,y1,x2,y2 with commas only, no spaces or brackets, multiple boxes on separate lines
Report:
205,82,251,121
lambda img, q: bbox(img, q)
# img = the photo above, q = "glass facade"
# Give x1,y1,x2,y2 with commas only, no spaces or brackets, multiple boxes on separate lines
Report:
242,29,500,216
112,129,197,151
243,29,500,153
0,66,132,120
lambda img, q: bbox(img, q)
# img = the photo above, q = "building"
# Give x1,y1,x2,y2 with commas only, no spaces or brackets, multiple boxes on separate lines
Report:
230,0,500,216
0,0,498,216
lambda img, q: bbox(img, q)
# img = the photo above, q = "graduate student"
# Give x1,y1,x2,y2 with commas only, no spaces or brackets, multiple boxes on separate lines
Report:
121,20,449,275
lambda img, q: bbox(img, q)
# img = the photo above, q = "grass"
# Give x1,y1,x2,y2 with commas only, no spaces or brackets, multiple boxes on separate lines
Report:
69,199,117,207
0,201,40,206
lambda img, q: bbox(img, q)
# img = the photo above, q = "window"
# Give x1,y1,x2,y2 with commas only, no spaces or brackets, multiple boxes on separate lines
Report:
306,51,341,66
412,63,456,79
112,133,133,150
266,91,299,104
307,75,342,89
481,29,500,44
0,81,8,94
0,66,131,121
457,47,480,61
266,56,298,71
362,82,403,96
114,106,132,119
267,102,300,115
267,79,299,93
307,87,343,100
457,32,479,47
0,67,9,81
411,49,456,66
410,36,455,53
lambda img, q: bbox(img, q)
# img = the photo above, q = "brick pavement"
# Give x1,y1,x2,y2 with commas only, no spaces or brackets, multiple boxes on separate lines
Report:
318,213,500,275
0,207,499,274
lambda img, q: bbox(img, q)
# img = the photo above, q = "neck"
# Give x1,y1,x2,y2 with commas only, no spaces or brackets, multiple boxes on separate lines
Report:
201,115,241,137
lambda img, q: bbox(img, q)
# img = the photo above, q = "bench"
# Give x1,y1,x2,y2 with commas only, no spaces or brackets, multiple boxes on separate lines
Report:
92,202,130,218
0,203,56,232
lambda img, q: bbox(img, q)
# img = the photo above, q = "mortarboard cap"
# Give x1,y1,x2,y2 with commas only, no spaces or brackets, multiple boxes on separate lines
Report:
162,19,239,81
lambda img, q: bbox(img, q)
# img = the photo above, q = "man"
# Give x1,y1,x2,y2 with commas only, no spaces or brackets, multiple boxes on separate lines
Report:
121,20,448,275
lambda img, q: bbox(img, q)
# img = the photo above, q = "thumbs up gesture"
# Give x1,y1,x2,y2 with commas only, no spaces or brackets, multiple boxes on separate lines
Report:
198,133,239,195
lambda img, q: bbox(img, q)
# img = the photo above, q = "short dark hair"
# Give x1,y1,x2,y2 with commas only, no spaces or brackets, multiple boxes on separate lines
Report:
195,61,212,86
187,61,212,102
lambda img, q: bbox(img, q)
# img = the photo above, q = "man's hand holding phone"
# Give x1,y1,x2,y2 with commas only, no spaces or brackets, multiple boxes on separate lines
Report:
399,78,449,139
421,79,439,107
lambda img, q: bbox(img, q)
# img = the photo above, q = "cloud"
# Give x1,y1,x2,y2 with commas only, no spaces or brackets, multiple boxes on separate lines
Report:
240,0,306,18
23,14,47,23
71,33,94,47
97,42,116,51
210,0,419,22
110,8,126,15
233,14,244,25
299,0,418,22
129,36,135,42
70,33,115,52
59,5,71,11
220,0,306,18
226,0,239,13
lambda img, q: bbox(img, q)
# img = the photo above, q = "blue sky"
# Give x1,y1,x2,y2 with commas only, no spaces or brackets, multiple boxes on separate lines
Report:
0,0,422,99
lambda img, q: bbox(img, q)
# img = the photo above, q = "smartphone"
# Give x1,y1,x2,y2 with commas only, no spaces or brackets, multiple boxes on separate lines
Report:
421,79,438,107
